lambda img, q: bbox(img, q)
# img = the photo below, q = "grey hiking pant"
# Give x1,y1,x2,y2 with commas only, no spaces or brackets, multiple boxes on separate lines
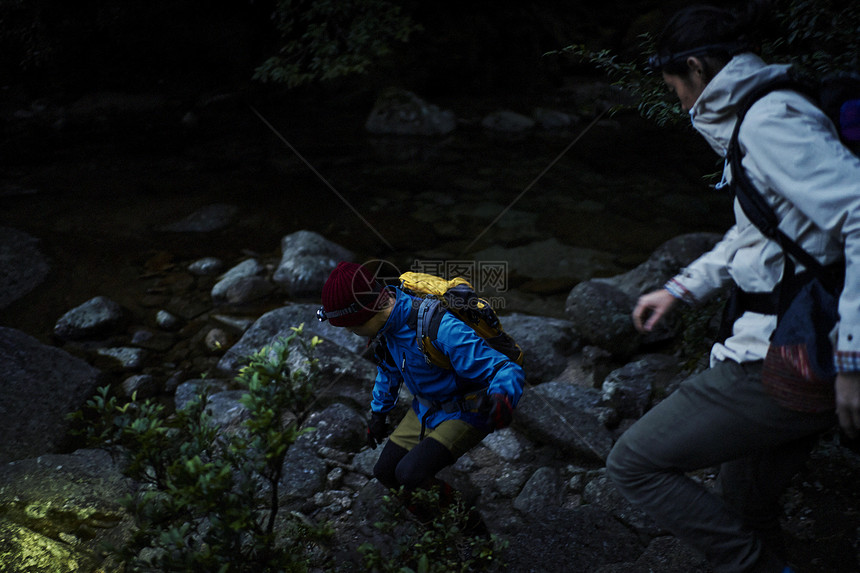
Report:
606,360,835,573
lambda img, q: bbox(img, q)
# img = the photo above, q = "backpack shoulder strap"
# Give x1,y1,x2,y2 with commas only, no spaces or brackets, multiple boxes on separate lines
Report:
727,73,828,277
408,297,450,368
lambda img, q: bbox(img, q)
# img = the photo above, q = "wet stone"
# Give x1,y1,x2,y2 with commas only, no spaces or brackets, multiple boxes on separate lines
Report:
95,347,147,370
188,257,225,276
155,309,182,331
120,374,159,399
54,296,126,340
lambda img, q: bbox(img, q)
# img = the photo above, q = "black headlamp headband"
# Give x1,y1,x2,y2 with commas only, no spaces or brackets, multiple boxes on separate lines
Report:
316,281,385,322
647,41,747,72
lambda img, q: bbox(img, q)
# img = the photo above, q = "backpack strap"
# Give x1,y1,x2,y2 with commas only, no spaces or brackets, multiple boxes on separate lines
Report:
408,297,451,368
727,73,832,280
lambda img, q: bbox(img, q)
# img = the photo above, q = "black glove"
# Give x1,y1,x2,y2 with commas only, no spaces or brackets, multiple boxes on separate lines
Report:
366,412,389,449
486,393,513,430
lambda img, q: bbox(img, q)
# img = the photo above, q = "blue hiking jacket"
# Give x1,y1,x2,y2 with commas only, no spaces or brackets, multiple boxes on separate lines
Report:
370,287,525,430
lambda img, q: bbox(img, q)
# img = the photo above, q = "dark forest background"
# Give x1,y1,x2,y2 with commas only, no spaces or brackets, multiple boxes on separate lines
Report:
0,1,739,104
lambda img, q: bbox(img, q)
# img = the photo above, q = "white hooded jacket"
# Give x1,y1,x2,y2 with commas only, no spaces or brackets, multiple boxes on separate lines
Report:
667,53,860,367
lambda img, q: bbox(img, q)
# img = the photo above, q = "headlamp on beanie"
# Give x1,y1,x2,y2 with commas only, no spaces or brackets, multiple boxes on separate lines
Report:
319,261,386,327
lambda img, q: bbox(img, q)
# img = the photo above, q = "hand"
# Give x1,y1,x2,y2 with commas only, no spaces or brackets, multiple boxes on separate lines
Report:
366,412,389,449
486,393,514,430
836,372,860,439
632,289,678,333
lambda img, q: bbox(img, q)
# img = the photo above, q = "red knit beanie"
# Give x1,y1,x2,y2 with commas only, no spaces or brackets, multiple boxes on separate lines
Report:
321,262,385,327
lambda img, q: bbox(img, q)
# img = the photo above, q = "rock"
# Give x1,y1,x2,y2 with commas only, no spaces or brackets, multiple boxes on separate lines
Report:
582,472,661,536
603,232,723,299
94,346,147,370
188,256,225,276
494,465,532,498
485,505,641,573
204,390,250,434
601,355,678,419
533,107,575,130
53,296,126,340
482,427,532,462
502,313,579,384
0,328,102,463
204,328,230,354
155,309,182,330
174,378,231,411
365,88,457,136
272,230,353,298
218,315,376,410
120,374,159,399
216,303,367,375
280,443,328,501
514,466,563,512
211,259,273,305
481,110,535,133
130,328,175,351
163,203,239,232
564,232,723,358
565,280,640,358
0,449,134,573
594,536,712,573
473,238,621,285
299,403,366,452
351,447,383,477
514,381,614,462
0,226,50,311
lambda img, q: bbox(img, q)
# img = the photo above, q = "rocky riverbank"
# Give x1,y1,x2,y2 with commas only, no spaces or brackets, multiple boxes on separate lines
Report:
2,219,859,572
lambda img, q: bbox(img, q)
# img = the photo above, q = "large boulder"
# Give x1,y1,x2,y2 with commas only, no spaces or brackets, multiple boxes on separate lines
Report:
565,280,641,358
503,313,579,384
272,231,353,298
484,505,642,573
0,226,50,311
514,381,614,462
474,238,621,287
565,232,722,358
0,328,103,463
365,88,457,136
0,449,134,572
53,296,126,341
216,303,367,374
210,258,274,305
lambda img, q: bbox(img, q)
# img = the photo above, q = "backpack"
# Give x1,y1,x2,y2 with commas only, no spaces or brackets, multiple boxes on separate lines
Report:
397,271,524,369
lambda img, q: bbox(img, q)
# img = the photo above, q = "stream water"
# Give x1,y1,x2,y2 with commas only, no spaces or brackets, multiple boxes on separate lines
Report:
0,94,733,341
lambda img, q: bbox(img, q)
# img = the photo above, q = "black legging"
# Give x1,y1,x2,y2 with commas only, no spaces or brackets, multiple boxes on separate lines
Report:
373,437,455,490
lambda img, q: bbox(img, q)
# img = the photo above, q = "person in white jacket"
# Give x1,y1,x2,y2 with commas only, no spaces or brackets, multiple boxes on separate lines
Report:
605,3,860,573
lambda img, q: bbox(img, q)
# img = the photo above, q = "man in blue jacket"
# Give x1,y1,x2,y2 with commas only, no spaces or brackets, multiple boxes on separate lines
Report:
318,261,524,499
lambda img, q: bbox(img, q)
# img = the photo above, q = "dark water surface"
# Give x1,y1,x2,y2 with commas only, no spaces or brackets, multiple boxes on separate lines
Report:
0,97,732,341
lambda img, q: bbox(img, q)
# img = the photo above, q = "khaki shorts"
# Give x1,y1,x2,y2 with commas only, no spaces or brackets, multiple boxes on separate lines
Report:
389,407,488,459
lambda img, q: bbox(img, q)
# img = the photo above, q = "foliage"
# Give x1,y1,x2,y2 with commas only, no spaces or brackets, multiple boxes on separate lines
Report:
254,0,421,88
764,0,860,76
358,486,509,573
69,325,328,572
554,37,682,127
555,0,860,126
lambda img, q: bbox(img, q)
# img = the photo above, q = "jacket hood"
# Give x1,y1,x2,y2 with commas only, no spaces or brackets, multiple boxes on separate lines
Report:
689,53,792,156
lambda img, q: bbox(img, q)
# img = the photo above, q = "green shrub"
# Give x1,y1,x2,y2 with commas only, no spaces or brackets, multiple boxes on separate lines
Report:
70,324,329,572
254,0,421,87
